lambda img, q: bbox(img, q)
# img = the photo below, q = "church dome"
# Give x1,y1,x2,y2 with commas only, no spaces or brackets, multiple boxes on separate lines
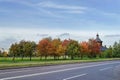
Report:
96,34,102,42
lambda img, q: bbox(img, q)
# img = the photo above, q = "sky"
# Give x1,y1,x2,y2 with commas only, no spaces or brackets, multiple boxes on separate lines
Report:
0,0,120,49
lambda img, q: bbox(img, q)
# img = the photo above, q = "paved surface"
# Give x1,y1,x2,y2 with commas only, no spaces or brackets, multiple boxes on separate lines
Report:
0,61,120,80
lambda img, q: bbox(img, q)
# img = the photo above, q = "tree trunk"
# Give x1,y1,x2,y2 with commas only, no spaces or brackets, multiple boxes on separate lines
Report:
45,56,47,60
30,54,32,61
12,54,15,62
58,56,59,60
21,54,24,61
71,55,74,60
40,56,42,60
54,55,55,60
64,55,67,60
81,54,83,60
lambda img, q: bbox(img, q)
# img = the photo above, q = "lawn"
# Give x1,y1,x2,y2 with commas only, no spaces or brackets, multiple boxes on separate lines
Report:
0,57,120,69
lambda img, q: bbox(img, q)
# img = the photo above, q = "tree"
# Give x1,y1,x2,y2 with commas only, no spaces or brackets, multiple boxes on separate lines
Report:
102,46,113,58
67,40,80,59
62,39,70,59
19,40,26,60
37,38,51,59
0,50,2,57
112,41,120,57
2,51,8,57
9,43,19,61
9,40,37,61
80,41,90,59
25,41,36,61
56,44,65,59
51,38,62,59
88,39,101,58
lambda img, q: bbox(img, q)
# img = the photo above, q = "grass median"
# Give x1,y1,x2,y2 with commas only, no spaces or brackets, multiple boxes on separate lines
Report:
0,57,120,69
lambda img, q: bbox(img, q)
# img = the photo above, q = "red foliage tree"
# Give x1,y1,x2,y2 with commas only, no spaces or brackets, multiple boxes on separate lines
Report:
37,39,51,59
80,41,90,59
88,39,101,58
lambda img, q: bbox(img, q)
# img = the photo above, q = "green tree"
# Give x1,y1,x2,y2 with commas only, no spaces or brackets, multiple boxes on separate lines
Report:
67,40,80,59
25,41,36,61
19,40,26,60
113,41,120,57
9,43,19,61
102,46,112,58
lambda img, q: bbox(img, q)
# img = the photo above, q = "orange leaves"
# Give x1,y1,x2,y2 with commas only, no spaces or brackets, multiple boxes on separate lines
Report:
37,38,101,59
88,39,101,55
80,39,101,58
62,39,70,47
37,39,51,57
37,38,65,58
80,41,90,54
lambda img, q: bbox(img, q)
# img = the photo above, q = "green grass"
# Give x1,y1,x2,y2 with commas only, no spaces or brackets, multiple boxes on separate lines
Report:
0,57,120,69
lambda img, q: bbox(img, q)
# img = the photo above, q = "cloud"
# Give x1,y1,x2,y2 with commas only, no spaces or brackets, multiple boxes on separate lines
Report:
89,7,120,18
59,10,84,14
56,33,70,39
104,34,120,37
102,12,118,16
0,37,17,50
38,1,86,10
0,0,63,18
1,27,120,49
37,1,87,14
36,34,49,37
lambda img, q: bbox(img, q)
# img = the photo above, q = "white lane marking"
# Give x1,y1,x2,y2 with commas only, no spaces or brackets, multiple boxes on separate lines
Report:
63,73,87,80
0,70,32,75
0,62,119,80
0,64,85,75
0,61,118,75
99,67,112,71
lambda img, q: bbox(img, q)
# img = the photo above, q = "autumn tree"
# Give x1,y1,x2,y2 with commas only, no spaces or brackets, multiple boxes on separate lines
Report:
56,44,65,59
88,39,101,58
80,41,90,59
51,38,62,59
37,38,51,59
62,39,70,59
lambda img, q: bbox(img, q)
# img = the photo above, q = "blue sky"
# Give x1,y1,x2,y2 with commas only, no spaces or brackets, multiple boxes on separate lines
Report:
0,0,120,49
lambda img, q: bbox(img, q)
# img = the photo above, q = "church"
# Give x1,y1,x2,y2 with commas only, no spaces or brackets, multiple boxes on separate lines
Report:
95,34,107,51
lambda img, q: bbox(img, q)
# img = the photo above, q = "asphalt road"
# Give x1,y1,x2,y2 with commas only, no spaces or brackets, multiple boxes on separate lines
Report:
0,61,120,80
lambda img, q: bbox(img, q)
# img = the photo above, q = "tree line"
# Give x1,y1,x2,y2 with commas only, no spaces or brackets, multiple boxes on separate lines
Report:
2,37,120,61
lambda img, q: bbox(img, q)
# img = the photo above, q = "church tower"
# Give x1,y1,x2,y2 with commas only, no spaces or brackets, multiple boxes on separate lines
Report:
96,34,103,46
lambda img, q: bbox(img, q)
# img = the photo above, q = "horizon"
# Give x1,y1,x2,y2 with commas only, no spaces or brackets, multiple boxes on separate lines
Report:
0,0,120,49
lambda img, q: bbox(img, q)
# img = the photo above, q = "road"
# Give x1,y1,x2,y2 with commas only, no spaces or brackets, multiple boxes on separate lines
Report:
0,61,120,80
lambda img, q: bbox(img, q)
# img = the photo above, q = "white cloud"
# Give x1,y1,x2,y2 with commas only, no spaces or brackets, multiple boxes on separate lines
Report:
59,10,84,14
37,1,87,14
0,27,120,49
89,7,120,18
38,1,86,10
0,0,63,18
104,34,120,37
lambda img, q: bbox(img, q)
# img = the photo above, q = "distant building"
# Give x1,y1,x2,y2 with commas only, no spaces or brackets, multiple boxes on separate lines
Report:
95,34,107,51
